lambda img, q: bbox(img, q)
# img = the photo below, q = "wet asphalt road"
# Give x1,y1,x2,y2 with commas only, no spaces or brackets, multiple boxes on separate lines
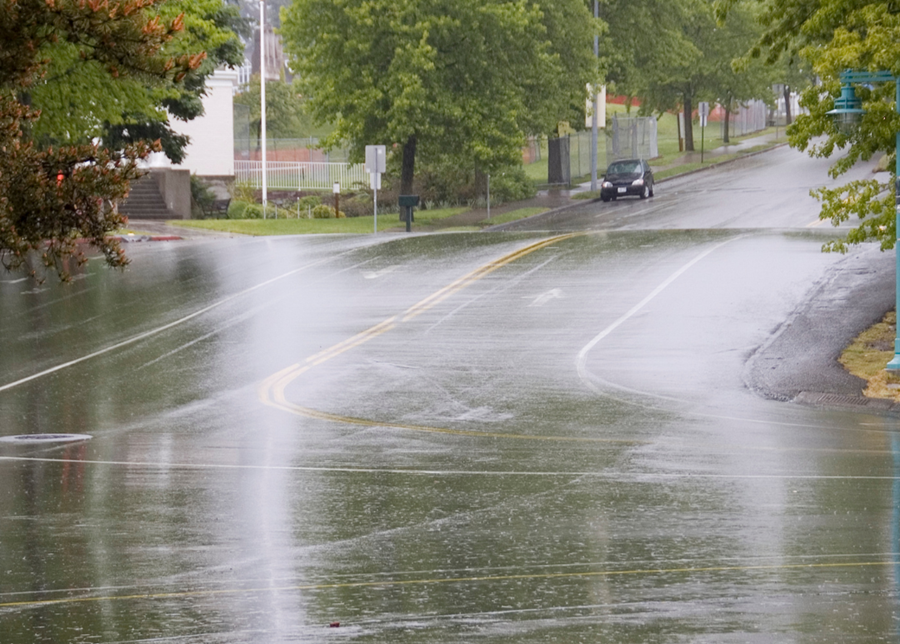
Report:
2,147,900,642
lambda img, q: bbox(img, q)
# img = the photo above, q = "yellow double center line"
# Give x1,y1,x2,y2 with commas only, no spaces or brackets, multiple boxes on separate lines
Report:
258,234,641,444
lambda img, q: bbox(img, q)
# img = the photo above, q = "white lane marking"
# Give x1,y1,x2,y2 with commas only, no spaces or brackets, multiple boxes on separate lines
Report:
575,236,744,385
362,265,399,279
0,254,351,393
4,456,900,480
527,288,564,307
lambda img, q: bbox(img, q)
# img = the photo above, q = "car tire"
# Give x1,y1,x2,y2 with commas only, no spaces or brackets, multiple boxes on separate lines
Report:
601,195,610,202
640,184,650,199
649,184,654,197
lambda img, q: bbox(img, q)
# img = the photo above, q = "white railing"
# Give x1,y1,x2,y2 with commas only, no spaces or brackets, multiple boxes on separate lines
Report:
234,161,368,191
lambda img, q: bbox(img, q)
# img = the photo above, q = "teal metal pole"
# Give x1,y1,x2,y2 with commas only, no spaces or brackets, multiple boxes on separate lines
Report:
889,78,900,372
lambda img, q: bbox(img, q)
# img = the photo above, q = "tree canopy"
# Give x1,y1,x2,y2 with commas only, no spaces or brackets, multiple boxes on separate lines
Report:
606,0,772,151
280,0,600,193
719,0,900,250
26,0,245,163
233,75,313,140
0,0,203,280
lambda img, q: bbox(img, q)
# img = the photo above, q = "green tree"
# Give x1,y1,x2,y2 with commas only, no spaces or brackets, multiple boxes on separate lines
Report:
0,0,202,280
28,0,245,163
719,0,900,250
233,75,312,140
628,0,769,151
280,0,599,194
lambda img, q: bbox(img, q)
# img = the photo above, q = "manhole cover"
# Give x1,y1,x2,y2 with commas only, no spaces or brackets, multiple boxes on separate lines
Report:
0,434,93,444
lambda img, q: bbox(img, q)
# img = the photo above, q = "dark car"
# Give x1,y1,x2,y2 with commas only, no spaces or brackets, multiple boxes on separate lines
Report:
600,159,654,201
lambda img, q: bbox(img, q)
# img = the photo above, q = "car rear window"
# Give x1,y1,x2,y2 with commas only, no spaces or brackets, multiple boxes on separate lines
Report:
608,161,640,174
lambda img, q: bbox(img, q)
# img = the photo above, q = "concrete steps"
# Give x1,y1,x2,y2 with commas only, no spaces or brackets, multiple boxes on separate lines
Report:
120,175,172,220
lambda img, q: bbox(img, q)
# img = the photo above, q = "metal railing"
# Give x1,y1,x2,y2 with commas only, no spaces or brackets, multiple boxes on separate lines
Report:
234,161,368,190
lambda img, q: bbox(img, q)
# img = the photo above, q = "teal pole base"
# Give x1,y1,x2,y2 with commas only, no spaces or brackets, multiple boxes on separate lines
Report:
887,351,900,372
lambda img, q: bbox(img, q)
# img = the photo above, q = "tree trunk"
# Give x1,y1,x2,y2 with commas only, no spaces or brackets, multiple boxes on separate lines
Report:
400,135,417,195
783,85,792,125
723,102,731,144
683,95,694,152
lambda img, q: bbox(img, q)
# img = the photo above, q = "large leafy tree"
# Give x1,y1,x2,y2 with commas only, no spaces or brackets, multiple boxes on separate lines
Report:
233,75,313,140
623,0,770,151
280,0,599,194
0,0,202,280
720,0,900,251
28,0,246,163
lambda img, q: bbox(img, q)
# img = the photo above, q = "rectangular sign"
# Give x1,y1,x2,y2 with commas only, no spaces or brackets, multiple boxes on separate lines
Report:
365,145,386,174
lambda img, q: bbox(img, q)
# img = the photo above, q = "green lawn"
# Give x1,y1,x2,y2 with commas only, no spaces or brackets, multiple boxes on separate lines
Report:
171,208,467,235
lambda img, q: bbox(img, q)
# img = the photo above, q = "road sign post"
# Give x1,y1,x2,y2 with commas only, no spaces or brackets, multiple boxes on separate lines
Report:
365,145,386,233
698,102,710,164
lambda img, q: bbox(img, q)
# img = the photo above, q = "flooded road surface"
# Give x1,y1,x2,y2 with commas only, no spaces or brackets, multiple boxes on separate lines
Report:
3,149,900,642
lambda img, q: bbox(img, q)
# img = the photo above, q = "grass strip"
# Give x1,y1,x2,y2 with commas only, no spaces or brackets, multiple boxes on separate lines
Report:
839,311,900,401
171,208,466,235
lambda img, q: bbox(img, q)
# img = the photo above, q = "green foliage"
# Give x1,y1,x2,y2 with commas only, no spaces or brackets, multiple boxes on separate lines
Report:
297,195,321,210
227,199,250,219
243,203,265,219
231,180,256,203
489,166,537,203
27,0,245,161
0,0,202,280
310,203,346,219
280,0,599,192
311,204,336,219
723,0,900,250
190,175,217,218
233,75,313,139
621,0,772,150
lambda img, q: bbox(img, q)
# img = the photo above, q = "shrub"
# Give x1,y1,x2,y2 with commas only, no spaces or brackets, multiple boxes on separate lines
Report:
231,180,256,203
298,195,321,208
227,200,250,219
243,204,264,219
190,175,217,219
341,195,372,218
312,204,335,219
489,166,537,203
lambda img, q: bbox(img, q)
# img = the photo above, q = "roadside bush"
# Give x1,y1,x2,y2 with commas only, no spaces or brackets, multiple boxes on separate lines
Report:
341,195,372,218
408,159,536,206
298,195,321,209
190,175,217,219
243,204,264,219
489,166,536,203
227,200,250,219
231,180,256,203
312,204,335,219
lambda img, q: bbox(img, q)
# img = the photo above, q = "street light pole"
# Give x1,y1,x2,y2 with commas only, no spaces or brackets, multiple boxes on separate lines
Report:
827,70,900,373
590,0,599,192
890,77,900,373
259,0,267,214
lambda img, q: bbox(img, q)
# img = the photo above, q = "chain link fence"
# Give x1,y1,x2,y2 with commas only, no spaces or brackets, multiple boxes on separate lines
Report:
723,100,768,138
606,115,658,163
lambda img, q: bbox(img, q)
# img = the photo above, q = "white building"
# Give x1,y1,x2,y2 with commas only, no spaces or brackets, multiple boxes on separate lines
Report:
148,67,240,178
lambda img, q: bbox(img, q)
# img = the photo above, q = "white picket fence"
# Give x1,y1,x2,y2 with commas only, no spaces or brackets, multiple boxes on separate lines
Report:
235,161,368,191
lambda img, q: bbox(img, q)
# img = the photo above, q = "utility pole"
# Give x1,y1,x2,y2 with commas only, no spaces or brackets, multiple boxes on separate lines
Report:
590,0,599,192
259,0,267,213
